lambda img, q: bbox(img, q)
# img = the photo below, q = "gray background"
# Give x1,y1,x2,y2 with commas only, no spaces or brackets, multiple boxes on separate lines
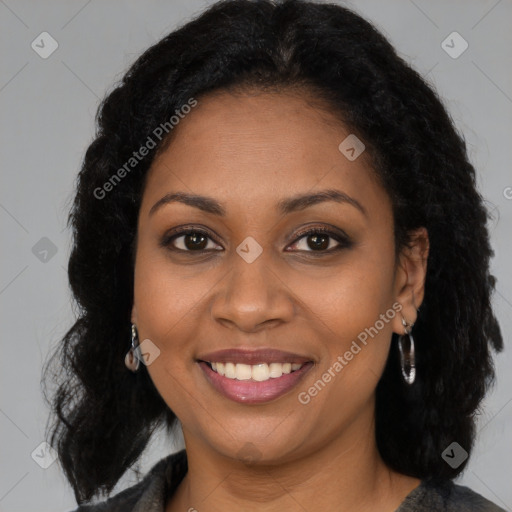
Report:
1,0,511,511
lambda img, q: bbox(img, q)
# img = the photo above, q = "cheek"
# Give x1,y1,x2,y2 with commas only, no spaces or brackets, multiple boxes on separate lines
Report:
132,249,206,359
132,253,204,414
293,246,395,338
296,244,396,387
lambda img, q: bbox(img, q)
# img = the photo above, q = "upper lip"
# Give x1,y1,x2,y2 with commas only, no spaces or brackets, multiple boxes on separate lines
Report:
196,348,313,365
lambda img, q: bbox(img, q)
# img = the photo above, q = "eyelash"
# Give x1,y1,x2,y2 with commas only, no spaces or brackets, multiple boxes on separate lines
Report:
160,225,353,255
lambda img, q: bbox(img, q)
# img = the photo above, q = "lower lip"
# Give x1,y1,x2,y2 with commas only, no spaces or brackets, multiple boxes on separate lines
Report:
198,361,314,404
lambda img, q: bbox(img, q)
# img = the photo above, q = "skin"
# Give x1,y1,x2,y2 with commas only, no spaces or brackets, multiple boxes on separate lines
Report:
131,88,430,512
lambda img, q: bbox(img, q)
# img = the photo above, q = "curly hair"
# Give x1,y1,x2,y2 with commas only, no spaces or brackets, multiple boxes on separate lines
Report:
41,0,504,505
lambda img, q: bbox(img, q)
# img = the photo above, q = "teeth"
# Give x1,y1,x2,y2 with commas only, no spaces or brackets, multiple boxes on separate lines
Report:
236,363,252,380
224,362,236,379
209,362,304,381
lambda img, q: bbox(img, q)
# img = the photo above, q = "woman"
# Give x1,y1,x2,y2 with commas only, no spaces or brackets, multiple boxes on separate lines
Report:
42,0,506,510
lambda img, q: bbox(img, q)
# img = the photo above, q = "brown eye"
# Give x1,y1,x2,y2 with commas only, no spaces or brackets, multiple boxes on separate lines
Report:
304,232,330,251
161,228,222,252
180,232,209,251
160,225,352,255
288,227,352,253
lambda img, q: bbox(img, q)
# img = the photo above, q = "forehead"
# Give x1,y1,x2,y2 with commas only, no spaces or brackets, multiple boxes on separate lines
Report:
140,90,390,221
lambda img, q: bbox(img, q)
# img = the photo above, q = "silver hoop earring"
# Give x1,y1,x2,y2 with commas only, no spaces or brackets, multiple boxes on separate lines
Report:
397,314,416,385
125,323,142,372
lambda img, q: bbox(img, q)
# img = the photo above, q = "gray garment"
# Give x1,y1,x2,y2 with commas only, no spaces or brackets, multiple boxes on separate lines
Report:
395,480,507,512
68,449,507,511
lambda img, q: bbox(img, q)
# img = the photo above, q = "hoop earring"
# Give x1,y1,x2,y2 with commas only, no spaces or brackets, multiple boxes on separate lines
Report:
397,314,416,385
125,323,141,372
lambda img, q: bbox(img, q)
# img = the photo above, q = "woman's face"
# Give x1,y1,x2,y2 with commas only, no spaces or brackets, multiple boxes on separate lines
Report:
131,89,427,463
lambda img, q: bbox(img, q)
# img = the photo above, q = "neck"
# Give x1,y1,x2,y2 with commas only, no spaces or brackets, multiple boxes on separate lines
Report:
167,407,420,512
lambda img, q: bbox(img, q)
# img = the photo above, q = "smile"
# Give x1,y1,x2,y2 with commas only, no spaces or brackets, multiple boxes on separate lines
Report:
198,360,314,404
209,361,304,381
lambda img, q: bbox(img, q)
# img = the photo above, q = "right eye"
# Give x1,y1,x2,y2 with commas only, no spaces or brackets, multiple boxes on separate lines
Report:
160,228,223,253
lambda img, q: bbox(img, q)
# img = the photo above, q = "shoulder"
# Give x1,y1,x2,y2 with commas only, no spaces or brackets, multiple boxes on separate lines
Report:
65,449,187,512
398,479,507,512
444,482,507,512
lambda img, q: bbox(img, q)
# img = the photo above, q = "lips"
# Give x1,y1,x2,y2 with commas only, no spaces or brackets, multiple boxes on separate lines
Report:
196,347,315,404
198,360,314,404
196,347,313,365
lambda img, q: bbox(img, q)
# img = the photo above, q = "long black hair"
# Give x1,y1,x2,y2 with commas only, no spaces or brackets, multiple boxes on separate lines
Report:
41,0,503,504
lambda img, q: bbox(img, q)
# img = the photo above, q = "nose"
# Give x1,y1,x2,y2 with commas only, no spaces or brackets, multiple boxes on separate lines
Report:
210,256,295,333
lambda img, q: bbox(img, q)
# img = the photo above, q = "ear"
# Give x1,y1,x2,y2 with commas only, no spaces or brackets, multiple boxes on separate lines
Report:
391,227,429,334
131,303,137,325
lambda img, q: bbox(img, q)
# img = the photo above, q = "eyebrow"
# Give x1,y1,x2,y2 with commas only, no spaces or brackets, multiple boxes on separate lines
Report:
148,189,367,218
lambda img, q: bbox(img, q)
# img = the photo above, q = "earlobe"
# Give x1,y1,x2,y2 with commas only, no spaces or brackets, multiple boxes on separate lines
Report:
131,304,137,325
392,227,429,332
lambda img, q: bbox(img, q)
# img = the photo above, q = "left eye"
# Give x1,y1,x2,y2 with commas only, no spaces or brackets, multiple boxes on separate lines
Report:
288,229,348,252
